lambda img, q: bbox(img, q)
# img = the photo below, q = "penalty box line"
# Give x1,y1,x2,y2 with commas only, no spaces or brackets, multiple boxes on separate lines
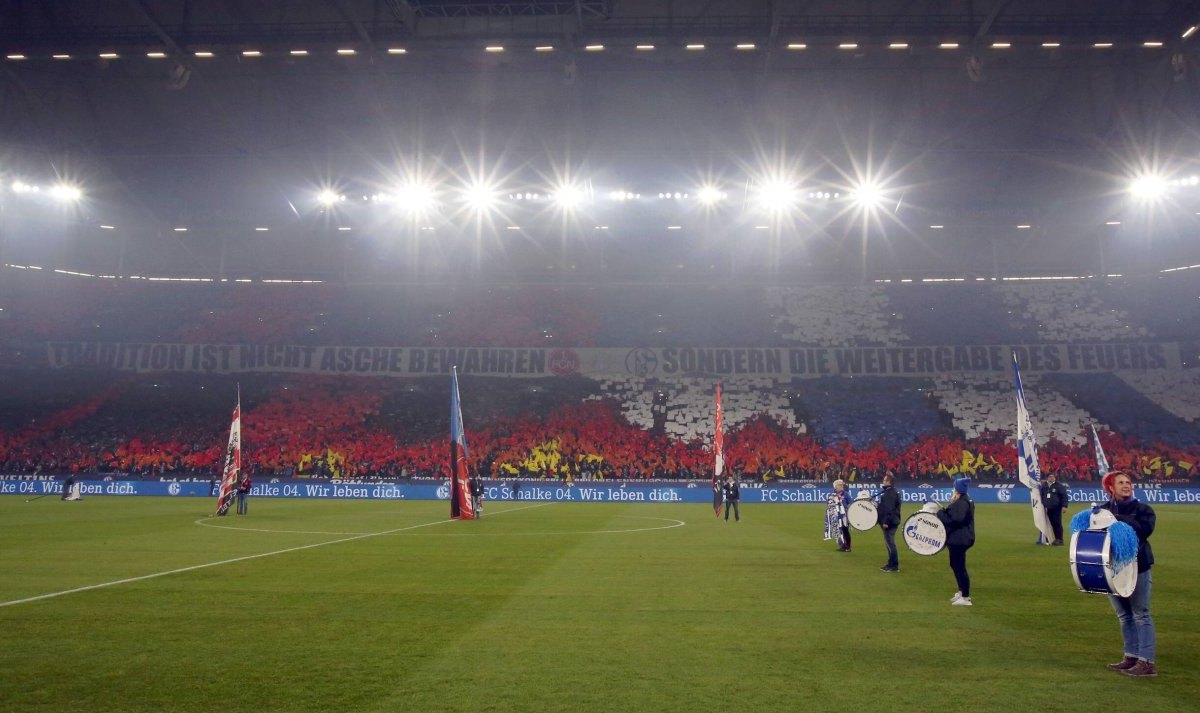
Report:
0,502,549,609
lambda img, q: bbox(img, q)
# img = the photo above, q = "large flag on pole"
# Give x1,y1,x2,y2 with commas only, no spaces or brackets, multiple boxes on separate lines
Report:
1090,423,1111,477
449,367,475,520
712,383,725,517
213,391,242,517
1012,353,1054,544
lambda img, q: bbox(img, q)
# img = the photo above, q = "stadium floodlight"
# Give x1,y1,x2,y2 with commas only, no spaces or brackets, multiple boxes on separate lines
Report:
1129,174,1168,201
756,179,798,211
11,180,36,194
851,180,884,208
49,183,83,202
462,181,498,210
317,190,343,206
394,182,437,212
697,186,726,205
553,184,586,208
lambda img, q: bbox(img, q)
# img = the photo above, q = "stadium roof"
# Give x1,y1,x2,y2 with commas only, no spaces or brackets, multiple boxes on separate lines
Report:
3,1,1200,284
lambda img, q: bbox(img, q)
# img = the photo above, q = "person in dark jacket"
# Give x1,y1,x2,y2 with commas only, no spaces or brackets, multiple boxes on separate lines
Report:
469,474,484,517
877,473,901,572
1100,471,1157,677
236,475,252,515
722,475,740,522
1040,472,1070,545
938,477,975,606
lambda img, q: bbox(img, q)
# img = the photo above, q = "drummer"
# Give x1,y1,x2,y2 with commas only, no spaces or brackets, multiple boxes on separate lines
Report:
878,473,901,572
937,477,975,606
1100,472,1157,677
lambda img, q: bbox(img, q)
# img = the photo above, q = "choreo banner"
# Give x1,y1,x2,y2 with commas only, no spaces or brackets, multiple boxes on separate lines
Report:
46,341,1180,378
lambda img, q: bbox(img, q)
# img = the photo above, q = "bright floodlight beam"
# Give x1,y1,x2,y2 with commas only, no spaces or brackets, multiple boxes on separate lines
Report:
317,189,341,206
553,184,586,209
757,180,797,211
1129,174,1168,201
697,186,725,205
851,181,884,208
462,182,498,210
396,182,436,212
49,184,83,202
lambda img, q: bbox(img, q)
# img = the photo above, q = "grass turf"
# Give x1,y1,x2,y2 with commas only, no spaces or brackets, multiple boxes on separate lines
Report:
0,496,1196,712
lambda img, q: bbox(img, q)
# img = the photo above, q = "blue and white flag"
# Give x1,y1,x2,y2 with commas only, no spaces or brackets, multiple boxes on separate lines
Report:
1090,423,1110,477
1013,353,1055,544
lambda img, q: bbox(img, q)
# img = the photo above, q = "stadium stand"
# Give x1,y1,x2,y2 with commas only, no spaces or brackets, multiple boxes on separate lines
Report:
1,272,1197,482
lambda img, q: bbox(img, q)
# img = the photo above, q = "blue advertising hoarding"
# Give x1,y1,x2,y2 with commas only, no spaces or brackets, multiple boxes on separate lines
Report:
4,478,1200,505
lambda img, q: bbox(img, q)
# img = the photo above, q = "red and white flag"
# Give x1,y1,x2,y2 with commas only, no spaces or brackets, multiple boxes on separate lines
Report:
214,397,241,517
449,367,475,520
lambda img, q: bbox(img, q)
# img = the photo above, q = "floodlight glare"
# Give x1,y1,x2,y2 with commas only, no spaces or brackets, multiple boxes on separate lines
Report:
757,180,798,210
1129,174,1168,200
697,186,725,205
462,182,498,210
553,184,586,208
49,184,83,202
395,182,436,212
317,190,342,206
851,181,884,208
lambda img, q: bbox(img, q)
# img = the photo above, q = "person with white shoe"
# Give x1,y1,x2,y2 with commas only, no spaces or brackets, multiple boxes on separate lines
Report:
938,477,975,606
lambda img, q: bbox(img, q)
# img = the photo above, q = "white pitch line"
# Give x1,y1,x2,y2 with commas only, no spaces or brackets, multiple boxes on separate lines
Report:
402,515,688,537
0,503,549,609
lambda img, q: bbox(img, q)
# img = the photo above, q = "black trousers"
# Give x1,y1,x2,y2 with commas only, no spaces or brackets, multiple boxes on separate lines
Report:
948,545,970,597
1046,506,1064,543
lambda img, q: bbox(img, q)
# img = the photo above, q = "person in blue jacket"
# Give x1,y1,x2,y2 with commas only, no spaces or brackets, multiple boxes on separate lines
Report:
1100,471,1157,677
938,477,975,606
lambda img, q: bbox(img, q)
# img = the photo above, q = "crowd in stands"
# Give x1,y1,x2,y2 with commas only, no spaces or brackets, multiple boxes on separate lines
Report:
1,372,1196,484
2,270,1197,483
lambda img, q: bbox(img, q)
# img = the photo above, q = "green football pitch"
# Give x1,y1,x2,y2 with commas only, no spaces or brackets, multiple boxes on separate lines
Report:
1,496,1196,712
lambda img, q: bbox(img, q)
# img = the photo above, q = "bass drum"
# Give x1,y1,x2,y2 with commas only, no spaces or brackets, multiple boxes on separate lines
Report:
1070,528,1137,598
847,499,878,531
902,511,947,556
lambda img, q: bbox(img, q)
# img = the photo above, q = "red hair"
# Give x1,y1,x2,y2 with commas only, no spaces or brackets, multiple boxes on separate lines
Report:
1102,471,1124,496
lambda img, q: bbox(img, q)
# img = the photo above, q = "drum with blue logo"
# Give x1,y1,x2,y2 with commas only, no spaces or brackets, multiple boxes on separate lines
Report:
1069,511,1137,597
902,511,947,556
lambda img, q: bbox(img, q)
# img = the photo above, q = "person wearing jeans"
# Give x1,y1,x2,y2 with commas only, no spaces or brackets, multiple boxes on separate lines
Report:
1101,472,1157,677
877,473,901,572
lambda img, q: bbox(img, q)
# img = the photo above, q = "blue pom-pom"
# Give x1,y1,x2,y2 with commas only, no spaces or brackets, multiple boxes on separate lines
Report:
1069,509,1093,535
1108,521,1139,569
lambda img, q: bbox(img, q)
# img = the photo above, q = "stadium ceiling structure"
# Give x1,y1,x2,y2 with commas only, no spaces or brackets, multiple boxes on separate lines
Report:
4,1,1200,285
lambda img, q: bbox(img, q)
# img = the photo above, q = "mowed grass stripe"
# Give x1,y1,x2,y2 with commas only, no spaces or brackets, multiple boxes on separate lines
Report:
0,497,1196,712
